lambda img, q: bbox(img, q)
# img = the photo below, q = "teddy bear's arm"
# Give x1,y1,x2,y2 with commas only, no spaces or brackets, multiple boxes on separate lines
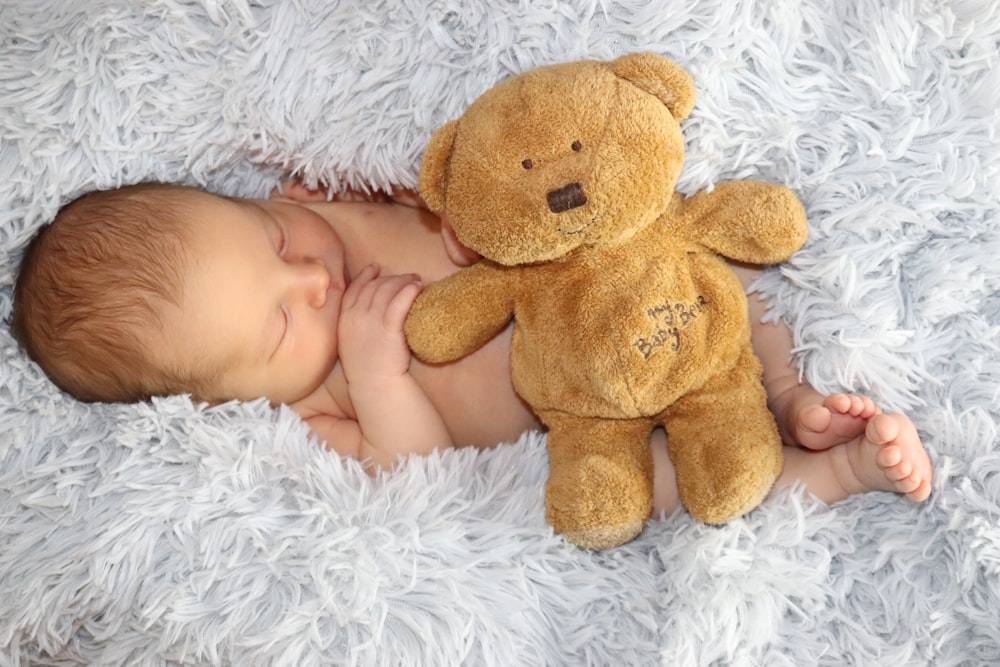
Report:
680,181,808,264
404,262,516,364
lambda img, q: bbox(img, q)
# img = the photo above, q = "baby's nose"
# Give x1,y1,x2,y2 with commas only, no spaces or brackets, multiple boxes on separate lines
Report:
296,259,331,308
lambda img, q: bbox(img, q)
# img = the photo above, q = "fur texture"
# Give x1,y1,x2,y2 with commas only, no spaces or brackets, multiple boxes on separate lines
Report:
1,1,998,664
405,54,807,548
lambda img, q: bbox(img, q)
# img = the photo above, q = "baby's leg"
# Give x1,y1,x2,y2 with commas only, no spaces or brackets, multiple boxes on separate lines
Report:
650,429,680,515
732,264,878,450
649,413,933,516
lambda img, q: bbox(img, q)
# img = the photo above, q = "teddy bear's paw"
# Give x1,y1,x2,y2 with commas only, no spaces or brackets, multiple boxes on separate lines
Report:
561,519,646,551
546,455,651,550
681,454,780,525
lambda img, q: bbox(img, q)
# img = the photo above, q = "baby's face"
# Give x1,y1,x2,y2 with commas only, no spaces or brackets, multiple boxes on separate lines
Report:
157,191,348,405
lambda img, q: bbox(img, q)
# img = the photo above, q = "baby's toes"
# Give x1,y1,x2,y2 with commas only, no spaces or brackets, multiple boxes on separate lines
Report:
845,394,877,417
875,442,902,469
797,404,832,434
864,413,933,502
878,448,913,481
856,395,881,419
824,393,881,418
845,395,867,417
822,393,852,415
865,414,901,446
897,475,924,496
907,478,932,502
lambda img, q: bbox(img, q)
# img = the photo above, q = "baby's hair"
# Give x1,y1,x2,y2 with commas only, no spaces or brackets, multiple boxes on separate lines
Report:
12,183,219,403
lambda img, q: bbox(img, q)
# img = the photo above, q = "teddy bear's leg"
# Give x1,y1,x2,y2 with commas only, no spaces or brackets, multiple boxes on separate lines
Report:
542,414,654,550
662,344,784,524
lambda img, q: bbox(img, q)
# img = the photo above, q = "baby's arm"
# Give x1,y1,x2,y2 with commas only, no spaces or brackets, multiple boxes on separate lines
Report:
273,180,424,207
331,264,453,470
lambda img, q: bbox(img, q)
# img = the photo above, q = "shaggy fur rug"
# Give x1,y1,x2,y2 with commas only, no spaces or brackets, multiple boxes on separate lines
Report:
1,1,998,664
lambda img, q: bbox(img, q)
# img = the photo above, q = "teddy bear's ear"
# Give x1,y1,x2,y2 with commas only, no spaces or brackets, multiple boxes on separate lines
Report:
419,120,459,212
608,52,696,121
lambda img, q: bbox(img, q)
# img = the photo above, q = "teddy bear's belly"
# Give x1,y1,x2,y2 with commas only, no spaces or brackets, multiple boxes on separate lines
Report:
510,258,750,419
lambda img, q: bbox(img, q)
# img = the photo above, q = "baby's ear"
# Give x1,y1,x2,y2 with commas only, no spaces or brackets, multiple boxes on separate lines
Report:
419,120,458,212
609,52,696,121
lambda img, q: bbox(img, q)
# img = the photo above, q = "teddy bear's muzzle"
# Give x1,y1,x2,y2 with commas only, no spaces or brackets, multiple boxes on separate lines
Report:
547,182,587,213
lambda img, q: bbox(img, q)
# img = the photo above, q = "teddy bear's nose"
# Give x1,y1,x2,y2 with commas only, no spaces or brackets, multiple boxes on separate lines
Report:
547,182,587,213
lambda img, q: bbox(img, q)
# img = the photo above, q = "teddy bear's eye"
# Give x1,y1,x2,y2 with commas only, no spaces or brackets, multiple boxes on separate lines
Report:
572,140,582,152
522,159,533,170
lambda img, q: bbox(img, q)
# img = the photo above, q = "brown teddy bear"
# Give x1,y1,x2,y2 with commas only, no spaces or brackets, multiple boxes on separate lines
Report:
404,53,808,550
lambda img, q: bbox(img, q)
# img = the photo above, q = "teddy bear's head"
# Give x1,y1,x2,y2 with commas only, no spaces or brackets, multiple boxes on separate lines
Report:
420,52,696,265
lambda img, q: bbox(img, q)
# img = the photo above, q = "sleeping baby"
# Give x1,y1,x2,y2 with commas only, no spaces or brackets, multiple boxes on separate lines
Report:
11,182,932,518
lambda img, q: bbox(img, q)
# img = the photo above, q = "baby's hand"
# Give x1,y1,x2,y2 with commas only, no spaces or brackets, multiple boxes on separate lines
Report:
338,264,422,385
270,180,332,202
271,180,426,207
274,181,383,203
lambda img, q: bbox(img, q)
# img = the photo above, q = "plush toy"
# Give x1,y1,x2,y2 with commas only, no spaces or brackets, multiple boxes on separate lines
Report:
404,53,808,550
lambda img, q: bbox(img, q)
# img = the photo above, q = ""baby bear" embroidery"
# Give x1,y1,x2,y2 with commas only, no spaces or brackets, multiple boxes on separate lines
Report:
633,296,708,360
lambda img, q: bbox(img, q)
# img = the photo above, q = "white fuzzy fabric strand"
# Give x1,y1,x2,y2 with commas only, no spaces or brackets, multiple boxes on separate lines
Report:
1,0,999,664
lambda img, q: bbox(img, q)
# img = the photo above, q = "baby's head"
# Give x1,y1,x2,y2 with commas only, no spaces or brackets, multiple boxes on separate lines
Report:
13,183,346,407
12,184,221,402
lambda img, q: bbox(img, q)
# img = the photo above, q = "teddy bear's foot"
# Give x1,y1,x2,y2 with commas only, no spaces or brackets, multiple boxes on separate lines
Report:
563,519,646,552
664,346,784,524
546,454,651,550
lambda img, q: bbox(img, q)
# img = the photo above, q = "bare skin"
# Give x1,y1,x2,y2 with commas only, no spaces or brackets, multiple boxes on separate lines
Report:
179,182,932,515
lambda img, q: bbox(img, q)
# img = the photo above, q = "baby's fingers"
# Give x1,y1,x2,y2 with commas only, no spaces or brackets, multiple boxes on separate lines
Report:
364,273,421,322
382,279,423,330
344,266,421,322
342,263,381,310
270,179,331,202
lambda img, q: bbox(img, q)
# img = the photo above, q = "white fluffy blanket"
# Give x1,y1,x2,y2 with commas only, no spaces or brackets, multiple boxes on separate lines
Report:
2,1,999,664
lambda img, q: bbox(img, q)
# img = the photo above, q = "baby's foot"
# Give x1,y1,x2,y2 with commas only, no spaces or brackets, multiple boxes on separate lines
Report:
834,413,932,502
773,385,880,450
